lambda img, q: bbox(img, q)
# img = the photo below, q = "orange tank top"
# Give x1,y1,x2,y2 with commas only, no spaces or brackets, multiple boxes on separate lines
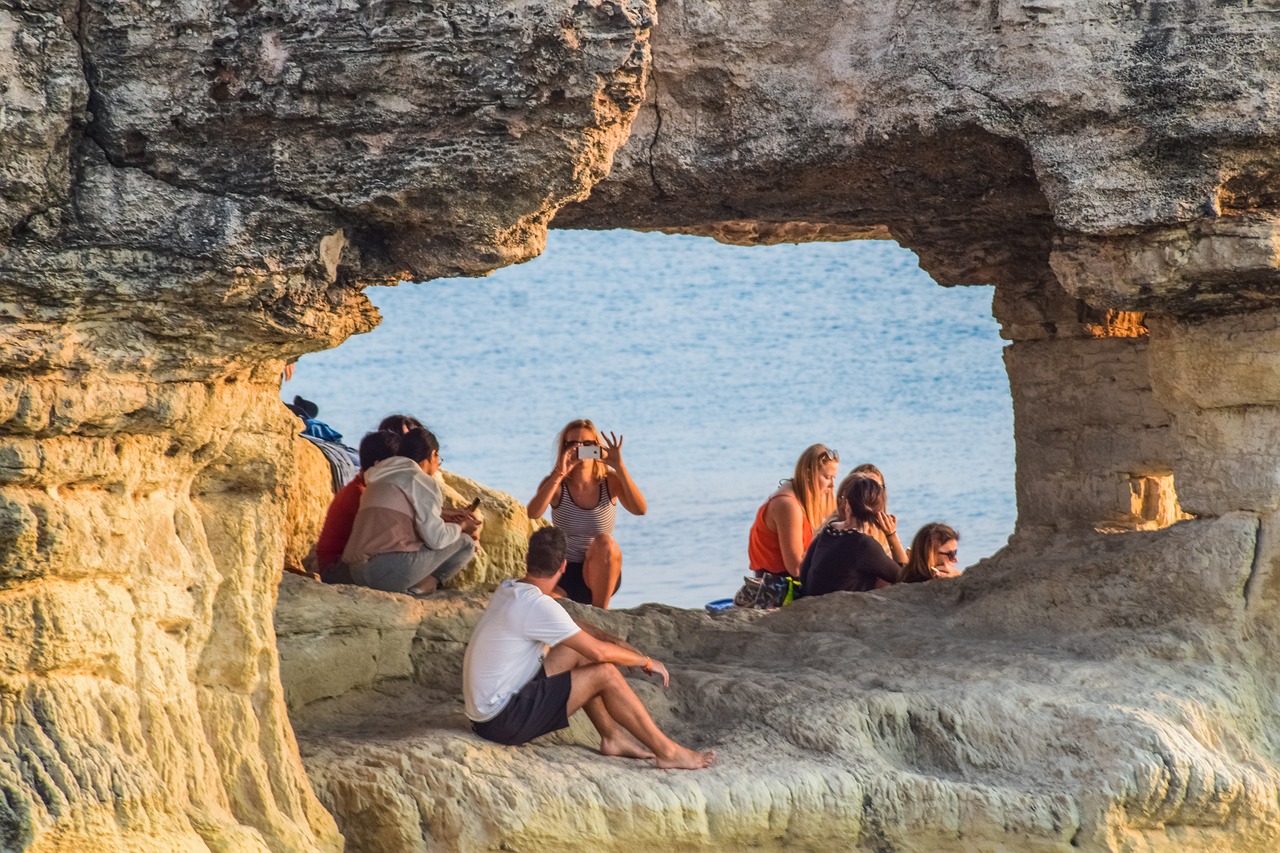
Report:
747,493,814,574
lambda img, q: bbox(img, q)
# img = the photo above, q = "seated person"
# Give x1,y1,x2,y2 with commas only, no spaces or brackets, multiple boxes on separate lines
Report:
830,463,907,564
747,444,839,579
342,426,480,596
463,527,715,770
902,523,963,582
315,429,402,583
798,476,903,597
526,419,648,609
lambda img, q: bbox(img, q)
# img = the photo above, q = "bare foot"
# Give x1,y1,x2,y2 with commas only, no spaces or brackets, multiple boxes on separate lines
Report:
654,746,716,770
599,734,655,760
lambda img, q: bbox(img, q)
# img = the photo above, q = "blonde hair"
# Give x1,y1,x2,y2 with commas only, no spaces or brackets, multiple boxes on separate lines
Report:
555,418,609,481
790,444,837,531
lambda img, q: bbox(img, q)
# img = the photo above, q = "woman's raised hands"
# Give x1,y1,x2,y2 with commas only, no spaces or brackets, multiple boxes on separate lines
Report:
603,432,624,470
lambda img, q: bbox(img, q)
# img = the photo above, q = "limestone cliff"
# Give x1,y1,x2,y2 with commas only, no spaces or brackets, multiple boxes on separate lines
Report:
1,0,651,849
8,0,1280,851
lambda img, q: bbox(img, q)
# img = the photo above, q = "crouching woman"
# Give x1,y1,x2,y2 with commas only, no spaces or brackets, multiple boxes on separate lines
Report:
342,426,480,596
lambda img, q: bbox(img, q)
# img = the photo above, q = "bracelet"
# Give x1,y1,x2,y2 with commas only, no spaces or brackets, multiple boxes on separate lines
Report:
643,656,652,672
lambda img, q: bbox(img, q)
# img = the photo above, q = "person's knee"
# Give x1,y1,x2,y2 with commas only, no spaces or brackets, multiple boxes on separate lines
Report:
588,534,620,561
578,662,624,693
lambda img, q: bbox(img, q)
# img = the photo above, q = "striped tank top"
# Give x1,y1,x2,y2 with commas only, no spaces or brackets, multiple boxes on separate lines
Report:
551,479,615,561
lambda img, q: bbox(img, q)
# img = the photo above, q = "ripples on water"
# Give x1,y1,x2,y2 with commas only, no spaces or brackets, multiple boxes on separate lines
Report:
289,230,1016,609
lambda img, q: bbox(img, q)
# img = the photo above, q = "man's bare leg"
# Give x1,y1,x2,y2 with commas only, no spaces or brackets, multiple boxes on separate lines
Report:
567,663,715,770
583,534,622,609
544,646,653,759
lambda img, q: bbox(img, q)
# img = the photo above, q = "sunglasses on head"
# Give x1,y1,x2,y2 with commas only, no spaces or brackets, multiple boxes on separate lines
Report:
820,448,839,463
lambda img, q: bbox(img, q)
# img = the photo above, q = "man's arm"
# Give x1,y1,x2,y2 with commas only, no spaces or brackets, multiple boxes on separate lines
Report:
558,628,670,686
574,619,641,654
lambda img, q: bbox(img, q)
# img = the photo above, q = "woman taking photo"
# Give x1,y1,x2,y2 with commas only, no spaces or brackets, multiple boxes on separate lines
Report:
527,419,647,609
798,476,902,597
747,444,839,579
902,523,963,583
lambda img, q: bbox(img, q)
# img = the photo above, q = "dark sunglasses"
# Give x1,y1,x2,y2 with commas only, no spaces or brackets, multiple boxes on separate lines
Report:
820,448,839,463
938,549,958,561
563,439,600,448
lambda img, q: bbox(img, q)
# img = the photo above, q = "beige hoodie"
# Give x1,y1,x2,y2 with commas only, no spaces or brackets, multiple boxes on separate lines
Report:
341,456,462,567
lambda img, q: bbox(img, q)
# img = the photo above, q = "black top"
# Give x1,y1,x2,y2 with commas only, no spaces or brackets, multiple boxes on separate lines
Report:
797,526,902,597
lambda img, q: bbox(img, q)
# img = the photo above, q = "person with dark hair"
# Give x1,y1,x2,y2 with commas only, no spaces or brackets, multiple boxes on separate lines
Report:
378,413,424,434
313,429,403,583
463,527,715,769
342,426,480,596
829,463,907,564
797,476,903,597
902,523,962,583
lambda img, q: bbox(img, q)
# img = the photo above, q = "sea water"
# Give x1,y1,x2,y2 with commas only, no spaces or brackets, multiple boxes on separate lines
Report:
287,230,1016,609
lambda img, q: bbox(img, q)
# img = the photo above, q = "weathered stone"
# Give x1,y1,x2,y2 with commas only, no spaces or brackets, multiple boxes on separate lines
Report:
1,0,653,847
282,516,1280,852
10,0,1280,850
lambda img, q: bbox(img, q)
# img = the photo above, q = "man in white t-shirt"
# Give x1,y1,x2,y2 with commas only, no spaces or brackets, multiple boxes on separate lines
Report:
463,527,715,770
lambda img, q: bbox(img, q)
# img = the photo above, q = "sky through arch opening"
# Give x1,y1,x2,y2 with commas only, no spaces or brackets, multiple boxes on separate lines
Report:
287,230,1014,608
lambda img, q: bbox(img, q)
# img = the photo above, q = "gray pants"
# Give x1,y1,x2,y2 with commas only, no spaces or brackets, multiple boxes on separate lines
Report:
356,537,476,593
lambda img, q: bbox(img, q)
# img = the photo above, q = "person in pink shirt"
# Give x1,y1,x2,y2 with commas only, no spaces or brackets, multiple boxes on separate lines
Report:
315,429,401,583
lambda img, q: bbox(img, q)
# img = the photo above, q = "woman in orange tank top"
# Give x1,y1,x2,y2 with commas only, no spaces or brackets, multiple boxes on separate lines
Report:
747,444,839,578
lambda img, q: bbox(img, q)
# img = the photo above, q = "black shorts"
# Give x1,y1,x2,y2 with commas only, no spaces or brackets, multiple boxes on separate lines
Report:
560,560,622,606
472,666,573,746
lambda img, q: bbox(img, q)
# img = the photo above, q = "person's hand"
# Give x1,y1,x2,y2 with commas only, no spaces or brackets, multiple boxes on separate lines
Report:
875,511,897,537
644,658,670,687
931,564,962,579
553,445,576,479
441,507,469,523
603,432,624,470
459,516,481,537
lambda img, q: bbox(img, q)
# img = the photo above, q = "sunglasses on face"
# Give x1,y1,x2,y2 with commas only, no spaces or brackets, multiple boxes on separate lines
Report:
938,549,958,562
564,439,600,448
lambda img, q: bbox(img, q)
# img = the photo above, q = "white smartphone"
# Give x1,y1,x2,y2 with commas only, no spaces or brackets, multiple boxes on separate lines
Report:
576,445,603,460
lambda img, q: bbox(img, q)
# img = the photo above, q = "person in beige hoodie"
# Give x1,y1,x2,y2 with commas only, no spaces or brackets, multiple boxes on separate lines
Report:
342,426,480,596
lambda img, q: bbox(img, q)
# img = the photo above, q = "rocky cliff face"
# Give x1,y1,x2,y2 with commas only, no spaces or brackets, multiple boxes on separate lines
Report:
8,0,1280,851
1,1,651,849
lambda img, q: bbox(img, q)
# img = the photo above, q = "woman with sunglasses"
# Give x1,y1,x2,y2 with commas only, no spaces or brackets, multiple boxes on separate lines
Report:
902,523,963,582
527,418,647,608
747,444,839,580
797,475,903,598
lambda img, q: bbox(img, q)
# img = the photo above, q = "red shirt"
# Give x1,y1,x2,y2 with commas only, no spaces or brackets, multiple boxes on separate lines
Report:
315,473,365,578
747,493,814,575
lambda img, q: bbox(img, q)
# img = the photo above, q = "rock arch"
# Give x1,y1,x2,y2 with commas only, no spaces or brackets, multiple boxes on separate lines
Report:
4,0,1280,850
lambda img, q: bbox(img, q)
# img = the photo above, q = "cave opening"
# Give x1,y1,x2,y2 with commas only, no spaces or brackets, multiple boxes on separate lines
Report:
288,230,1015,608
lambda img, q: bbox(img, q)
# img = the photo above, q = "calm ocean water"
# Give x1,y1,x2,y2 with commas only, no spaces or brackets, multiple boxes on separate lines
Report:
288,230,1016,609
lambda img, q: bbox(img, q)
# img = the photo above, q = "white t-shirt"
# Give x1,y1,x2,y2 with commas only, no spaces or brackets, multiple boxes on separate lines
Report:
463,580,581,722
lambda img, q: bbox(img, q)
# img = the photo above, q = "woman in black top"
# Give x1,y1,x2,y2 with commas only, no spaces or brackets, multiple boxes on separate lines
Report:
798,476,903,597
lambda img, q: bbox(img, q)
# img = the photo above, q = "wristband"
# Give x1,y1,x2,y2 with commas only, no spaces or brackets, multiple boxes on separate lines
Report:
643,656,652,673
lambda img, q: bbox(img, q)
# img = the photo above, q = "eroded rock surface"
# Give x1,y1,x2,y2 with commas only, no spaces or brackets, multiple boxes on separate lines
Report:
279,512,1280,851
1,0,652,849
8,0,1280,851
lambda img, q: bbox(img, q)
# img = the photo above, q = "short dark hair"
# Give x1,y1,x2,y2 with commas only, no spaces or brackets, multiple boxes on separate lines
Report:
378,414,424,433
397,426,439,464
842,476,886,524
358,429,401,471
526,527,567,578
